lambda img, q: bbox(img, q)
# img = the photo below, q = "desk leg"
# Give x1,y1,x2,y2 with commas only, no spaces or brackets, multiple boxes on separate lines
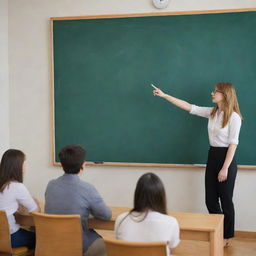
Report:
209,224,223,256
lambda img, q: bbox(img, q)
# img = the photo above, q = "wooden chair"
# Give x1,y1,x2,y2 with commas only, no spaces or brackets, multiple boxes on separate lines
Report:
0,210,33,256
103,236,167,256
32,212,83,256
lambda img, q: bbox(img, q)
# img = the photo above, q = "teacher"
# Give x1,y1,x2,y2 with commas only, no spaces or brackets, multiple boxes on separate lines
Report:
153,82,242,245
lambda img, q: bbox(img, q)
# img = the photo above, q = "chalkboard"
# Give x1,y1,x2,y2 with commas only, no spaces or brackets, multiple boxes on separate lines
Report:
52,10,256,167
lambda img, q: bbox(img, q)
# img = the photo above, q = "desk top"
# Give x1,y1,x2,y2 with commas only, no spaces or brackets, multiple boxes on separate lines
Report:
98,207,223,232
15,205,223,233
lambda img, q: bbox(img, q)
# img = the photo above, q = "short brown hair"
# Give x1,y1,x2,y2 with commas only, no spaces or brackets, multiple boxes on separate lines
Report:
58,145,86,174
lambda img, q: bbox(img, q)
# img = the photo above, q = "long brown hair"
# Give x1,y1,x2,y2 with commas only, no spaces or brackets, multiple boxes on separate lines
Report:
117,173,167,230
132,172,167,215
0,149,25,192
210,82,242,128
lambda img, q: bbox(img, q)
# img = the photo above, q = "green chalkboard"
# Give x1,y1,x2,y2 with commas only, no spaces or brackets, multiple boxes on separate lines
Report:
52,11,256,166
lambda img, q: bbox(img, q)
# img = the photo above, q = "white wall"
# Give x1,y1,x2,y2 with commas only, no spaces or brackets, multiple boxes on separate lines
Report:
8,0,256,231
0,0,9,155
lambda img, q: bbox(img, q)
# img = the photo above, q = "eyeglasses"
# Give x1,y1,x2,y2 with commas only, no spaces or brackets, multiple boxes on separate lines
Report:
212,89,223,94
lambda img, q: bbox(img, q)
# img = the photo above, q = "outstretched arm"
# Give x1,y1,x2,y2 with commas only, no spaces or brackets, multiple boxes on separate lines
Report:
153,86,192,112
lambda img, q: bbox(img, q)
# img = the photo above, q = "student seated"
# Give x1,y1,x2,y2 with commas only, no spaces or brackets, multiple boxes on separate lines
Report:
0,149,40,249
115,172,180,255
45,145,112,256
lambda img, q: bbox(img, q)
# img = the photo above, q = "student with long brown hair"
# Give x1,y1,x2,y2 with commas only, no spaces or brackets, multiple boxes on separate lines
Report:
0,149,40,249
153,82,242,245
115,173,180,255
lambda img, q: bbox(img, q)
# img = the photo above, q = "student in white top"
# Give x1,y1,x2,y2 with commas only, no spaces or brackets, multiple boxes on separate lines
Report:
153,82,242,245
0,149,40,249
115,172,180,255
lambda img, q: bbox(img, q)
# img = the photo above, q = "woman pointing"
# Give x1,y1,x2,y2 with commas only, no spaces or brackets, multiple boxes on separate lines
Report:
153,82,242,245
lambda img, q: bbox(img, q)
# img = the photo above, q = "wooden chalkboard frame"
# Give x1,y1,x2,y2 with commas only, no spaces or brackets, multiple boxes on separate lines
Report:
50,8,256,169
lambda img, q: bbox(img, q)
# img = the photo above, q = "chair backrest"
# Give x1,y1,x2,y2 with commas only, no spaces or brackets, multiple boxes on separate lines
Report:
0,210,12,254
32,212,83,256
103,236,167,256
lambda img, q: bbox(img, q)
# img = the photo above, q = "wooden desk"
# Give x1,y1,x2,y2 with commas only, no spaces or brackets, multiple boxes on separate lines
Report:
15,206,224,256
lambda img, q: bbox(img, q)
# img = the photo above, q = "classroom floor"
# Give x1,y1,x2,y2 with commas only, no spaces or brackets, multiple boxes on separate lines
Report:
96,230,256,256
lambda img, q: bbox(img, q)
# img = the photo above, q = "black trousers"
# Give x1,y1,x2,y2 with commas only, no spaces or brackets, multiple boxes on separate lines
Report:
205,146,237,239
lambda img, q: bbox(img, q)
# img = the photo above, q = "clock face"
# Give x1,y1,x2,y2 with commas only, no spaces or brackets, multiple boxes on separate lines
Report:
152,0,170,9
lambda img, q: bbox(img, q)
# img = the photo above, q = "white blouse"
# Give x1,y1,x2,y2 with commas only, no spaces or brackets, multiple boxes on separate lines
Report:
190,105,242,147
0,182,38,234
115,211,180,255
